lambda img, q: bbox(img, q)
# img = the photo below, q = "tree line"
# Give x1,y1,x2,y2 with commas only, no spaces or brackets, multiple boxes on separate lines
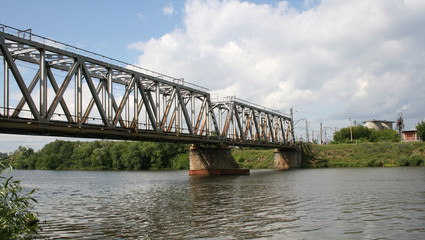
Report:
6,140,190,171
332,125,400,143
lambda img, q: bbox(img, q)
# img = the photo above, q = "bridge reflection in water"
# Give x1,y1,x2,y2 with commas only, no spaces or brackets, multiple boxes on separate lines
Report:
0,24,301,174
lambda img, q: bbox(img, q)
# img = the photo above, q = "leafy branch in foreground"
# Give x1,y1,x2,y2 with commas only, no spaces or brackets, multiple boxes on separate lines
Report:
0,161,41,239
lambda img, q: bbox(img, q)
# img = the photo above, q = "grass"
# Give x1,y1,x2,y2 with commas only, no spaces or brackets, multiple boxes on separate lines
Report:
302,142,425,168
229,142,425,169
231,148,274,169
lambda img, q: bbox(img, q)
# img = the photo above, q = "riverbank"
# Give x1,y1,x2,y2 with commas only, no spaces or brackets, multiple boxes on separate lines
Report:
301,142,425,168
234,142,425,169
4,141,425,170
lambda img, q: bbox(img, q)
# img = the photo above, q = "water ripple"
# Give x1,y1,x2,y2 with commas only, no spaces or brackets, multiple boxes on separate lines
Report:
8,168,425,239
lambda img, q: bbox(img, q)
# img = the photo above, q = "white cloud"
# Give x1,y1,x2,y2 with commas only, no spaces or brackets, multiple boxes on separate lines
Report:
163,3,174,15
129,0,425,131
136,12,146,19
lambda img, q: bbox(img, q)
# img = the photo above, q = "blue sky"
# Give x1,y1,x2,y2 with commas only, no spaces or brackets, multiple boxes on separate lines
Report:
1,0,425,151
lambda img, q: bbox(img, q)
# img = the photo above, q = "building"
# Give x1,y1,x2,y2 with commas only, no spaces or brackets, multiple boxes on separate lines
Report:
363,120,394,131
402,130,419,142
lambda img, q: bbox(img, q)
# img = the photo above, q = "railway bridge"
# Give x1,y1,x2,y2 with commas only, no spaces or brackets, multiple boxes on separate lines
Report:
0,24,301,175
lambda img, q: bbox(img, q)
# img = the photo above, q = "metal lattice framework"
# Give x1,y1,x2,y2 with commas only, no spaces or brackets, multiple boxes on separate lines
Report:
0,24,295,148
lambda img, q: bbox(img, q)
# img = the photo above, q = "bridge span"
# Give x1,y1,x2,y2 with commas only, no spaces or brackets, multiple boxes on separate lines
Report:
0,24,301,174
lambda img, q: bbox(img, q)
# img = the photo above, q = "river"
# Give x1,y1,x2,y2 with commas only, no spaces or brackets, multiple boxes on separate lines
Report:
9,167,425,239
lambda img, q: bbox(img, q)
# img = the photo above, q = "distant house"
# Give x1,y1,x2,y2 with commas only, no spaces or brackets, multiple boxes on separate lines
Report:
363,120,394,131
402,130,419,142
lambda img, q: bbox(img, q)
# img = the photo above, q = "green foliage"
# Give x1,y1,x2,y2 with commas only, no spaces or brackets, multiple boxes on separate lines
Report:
302,142,425,168
369,129,399,142
0,161,41,239
416,120,425,141
11,140,189,171
333,125,399,143
231,148,274,169
170,153,190,170
333,125,371,143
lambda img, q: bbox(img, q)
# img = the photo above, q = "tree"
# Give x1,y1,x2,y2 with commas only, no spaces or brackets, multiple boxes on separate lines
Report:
333,125,372,143
416,120,425,141
369,129,399,142
332,125,399,143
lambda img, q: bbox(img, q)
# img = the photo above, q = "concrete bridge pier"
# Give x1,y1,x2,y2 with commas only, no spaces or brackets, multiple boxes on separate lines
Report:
274,148,302,170
189,144,250,175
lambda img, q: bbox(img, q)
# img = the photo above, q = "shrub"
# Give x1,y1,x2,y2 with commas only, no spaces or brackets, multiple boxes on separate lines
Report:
396,155,410,166
0,161,41,239
409,154,424,166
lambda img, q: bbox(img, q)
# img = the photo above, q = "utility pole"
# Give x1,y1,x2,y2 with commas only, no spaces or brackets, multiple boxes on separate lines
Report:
312,130,314,144
290,108,295,143
305,120,309,143
348,118,353,143
320,122,323,145
324,129,327,144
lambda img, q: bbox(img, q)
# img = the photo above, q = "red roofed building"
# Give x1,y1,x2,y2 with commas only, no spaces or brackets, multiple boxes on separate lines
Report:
402,130,419,142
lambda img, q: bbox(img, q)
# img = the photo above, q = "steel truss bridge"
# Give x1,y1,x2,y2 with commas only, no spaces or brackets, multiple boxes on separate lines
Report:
0,24,295,148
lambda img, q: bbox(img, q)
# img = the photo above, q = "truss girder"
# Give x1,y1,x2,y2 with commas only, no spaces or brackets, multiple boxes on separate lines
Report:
212,100,295,144
0,30,295,148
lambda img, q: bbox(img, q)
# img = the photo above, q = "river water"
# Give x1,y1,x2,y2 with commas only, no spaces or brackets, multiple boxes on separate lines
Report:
9,167,425,239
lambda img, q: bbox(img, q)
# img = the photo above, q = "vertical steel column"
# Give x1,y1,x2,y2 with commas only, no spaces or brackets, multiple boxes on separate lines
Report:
3,58,9,117
156,81,160,128
107,69,113,125
175,92,179,133
162,94,166,129
218,108,222,136
232,106,236,139
146,109,149,130
126,84,130,128
242,107,245,139
134,79,138,130
39,49,47,120
206,99,210,137
191,93,195,129
75,65,82,125
102,79,106,113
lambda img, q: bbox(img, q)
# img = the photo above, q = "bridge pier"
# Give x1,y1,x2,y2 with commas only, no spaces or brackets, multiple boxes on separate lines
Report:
274,148,302,170
189,144,250,175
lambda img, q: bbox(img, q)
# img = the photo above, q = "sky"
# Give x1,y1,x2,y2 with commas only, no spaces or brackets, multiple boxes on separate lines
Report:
0,0,424,151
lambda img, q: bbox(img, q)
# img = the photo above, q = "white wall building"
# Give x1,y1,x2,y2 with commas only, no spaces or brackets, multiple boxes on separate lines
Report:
363,120,394,131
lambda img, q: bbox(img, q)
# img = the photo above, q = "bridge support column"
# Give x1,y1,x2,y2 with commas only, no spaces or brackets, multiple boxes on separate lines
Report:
274,148,302,170
189,144,249,175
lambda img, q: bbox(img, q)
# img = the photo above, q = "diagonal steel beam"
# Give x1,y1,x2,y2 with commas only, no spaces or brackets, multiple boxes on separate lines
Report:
11,69,40,117
233,105,244,140
47,61,79,120
160,88,176,130
194,97,207,134
221,102,234,138
46,65,74,123
244,109,253,139
82,79,104,124
252,111,260,140
0,40,40,120
208,100,220,137
267,114,274,142
175,86,193,135
81,62,109,126
112,76,135,126
136,77,158,131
